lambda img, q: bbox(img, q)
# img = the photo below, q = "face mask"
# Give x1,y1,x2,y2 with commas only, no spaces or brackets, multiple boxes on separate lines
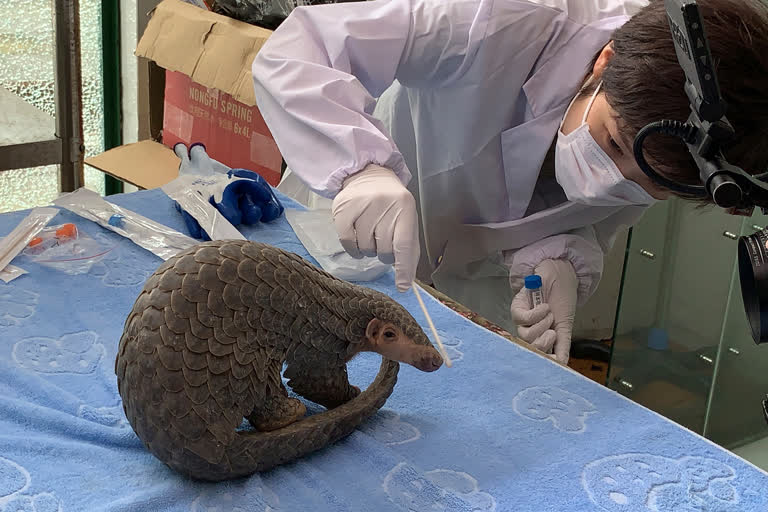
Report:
555,80,658,207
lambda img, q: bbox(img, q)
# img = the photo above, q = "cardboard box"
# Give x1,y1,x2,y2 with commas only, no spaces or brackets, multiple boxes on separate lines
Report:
87,0,282,188
85,140,183,190
162,70,282,184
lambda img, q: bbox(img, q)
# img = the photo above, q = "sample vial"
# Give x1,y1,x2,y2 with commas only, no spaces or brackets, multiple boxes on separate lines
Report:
525,275,544,309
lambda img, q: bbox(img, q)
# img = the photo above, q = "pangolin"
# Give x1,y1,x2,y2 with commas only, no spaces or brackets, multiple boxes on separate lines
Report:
115,240,443,481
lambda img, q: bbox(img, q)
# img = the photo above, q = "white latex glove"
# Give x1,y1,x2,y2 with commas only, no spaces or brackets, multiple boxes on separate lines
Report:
331,164,419,292
511,259,578,364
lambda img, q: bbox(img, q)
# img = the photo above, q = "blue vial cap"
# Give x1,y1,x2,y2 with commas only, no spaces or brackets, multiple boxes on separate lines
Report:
108,214,125,227
524,275,542,290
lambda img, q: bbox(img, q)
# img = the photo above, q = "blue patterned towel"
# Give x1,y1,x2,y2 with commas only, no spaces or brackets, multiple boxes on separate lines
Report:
1,189,767,511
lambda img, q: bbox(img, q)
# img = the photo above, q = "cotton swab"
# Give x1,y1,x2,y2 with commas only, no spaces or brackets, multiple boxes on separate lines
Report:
412,284,452,368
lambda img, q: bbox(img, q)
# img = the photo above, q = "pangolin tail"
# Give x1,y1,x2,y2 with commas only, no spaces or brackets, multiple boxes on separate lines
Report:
187,358,400,481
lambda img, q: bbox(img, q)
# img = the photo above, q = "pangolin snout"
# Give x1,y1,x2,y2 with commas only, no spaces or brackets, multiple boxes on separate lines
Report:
415,348,443,372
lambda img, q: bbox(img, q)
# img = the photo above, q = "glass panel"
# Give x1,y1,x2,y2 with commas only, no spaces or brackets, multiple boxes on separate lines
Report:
0,87,56,146
609,198,743,434
0,165,60,213
0,0,58,209
0,0,56,144
704,215,768,470
81,0,105,195
1,0,105,207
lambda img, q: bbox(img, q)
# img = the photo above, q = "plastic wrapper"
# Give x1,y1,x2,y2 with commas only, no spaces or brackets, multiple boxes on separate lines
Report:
276,167,333,210
0,265,27,284
53,188,197,261
284,208,391,281
21,223,115,275
211,0,357,30
162,175,246,241
0,207,58,283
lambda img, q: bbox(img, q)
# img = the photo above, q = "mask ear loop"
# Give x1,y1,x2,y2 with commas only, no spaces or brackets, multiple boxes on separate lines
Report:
559,74,597,133
581,80,603,125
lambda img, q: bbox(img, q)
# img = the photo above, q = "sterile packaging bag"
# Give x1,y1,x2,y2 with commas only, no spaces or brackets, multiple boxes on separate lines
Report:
0,207,58,283
284,208,391,281
0,265,27,283
21,223,116,275
162,175,246,241
53,188,197,260
277,167,333,210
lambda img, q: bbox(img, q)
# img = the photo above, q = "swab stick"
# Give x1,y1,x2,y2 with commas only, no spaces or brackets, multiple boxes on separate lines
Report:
412,284,452,368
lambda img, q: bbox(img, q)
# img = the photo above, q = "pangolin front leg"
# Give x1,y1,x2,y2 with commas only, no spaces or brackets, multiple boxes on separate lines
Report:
284,346,360,409
246,359,306,432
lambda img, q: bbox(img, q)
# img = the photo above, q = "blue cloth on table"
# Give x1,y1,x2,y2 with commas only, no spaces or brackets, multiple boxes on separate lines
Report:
1,188,767,512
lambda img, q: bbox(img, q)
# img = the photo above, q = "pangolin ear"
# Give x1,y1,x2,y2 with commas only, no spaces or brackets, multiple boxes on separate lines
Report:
366,318,382,341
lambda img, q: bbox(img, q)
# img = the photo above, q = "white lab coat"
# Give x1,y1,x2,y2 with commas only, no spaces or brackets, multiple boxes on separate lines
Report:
252,0,650,331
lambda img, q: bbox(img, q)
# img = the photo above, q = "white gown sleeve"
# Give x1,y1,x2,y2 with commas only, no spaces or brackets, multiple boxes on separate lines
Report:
251,0,493,198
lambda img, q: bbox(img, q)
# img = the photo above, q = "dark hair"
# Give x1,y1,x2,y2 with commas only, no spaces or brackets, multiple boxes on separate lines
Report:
596,0,768,202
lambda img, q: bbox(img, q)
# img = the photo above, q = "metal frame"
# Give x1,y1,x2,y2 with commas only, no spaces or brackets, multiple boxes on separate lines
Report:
0,0,84,192
0,141,62,170
102,0,124,195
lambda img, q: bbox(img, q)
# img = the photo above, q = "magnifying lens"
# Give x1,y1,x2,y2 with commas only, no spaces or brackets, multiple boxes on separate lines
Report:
738,230,768,345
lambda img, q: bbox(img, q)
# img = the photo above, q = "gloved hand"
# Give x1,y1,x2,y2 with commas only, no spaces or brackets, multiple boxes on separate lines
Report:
331,164,419,292
511,259,578,364
172,143,284,239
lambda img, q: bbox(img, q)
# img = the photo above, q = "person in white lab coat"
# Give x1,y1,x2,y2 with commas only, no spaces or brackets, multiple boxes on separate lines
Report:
251,0,768,363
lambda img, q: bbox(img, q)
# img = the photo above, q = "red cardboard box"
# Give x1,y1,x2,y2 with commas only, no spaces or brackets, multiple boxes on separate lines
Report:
163,70,282,185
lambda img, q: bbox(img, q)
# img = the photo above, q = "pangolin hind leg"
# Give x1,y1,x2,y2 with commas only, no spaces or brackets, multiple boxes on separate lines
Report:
246,358,306,431
284,345,360,409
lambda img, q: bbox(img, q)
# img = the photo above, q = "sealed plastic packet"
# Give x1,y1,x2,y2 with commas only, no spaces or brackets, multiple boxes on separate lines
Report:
0,207,58,283
22,223,115,275
284,208,391,281
53,188,197,260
